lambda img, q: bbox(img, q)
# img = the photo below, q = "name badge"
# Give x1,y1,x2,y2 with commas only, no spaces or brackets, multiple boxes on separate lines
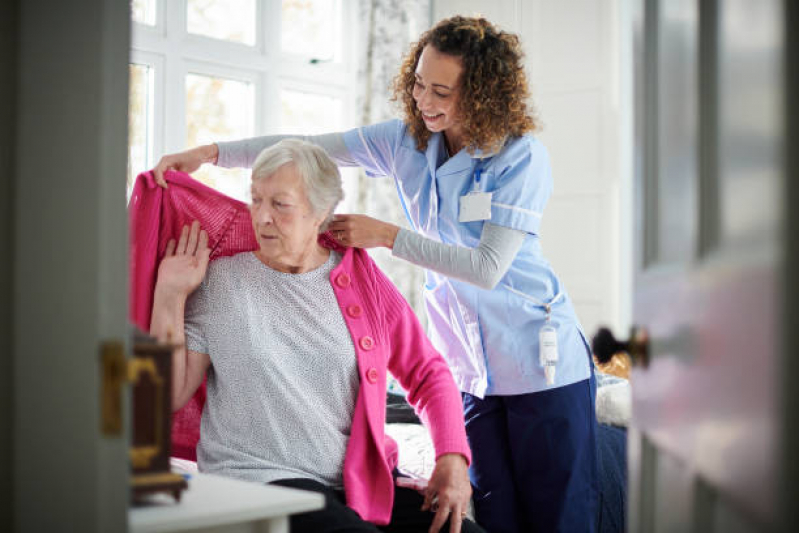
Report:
459,191,492,223
539,324,559,385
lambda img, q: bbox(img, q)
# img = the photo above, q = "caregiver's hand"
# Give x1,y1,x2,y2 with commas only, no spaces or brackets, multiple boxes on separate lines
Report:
423,453,472,533
152,144,219,188
328,214,400,249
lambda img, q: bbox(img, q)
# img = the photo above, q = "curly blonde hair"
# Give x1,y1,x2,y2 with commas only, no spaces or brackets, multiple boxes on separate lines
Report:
392,16,538,154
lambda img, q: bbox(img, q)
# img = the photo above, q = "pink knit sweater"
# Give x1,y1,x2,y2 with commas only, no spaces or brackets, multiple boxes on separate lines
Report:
129,170,471,524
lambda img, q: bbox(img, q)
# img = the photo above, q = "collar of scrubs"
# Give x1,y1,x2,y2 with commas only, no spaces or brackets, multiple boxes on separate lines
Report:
468,139,506,159
427,133,505,178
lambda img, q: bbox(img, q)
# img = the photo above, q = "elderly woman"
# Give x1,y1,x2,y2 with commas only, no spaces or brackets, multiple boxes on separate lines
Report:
149,139,483,533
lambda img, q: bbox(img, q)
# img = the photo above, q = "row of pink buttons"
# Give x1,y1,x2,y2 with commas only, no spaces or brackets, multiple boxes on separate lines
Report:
336,272,379,384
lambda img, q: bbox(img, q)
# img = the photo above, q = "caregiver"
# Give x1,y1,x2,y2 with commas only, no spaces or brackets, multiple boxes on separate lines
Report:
154,15,598,533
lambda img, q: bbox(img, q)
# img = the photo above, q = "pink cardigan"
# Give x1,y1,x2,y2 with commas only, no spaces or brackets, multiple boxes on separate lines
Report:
129,170,471,524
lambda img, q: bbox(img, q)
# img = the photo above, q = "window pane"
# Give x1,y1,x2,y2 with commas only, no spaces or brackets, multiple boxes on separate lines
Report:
186,73,254,200
280,89,356,212
131,0,156,26
281,0,339,61
187,0,256,46
128,63,154,196
280,90,343,134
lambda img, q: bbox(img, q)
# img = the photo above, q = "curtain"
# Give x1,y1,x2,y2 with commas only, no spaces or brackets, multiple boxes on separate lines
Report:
354,0,430,327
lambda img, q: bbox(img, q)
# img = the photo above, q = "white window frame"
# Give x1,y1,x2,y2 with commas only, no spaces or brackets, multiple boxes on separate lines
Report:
129,50,165,169
277,77,350,131
130,0,358,167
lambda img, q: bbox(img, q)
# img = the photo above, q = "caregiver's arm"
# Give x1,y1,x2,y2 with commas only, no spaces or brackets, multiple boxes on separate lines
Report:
393,222,525,290
330,217,525,290
152,132,354,187
218,132,356,168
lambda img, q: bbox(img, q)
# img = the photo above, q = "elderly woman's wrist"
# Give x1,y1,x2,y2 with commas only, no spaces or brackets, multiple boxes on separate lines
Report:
153,283,189,305
436,452,469,466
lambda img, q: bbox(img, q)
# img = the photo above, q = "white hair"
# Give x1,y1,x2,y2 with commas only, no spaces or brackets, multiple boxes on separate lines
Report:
251,139,344,231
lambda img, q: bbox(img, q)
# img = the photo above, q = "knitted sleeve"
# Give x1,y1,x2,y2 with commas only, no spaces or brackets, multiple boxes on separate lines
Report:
365,256,471,464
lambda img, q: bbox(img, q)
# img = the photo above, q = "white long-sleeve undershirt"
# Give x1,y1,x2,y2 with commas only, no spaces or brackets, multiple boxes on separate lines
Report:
392,223,525,290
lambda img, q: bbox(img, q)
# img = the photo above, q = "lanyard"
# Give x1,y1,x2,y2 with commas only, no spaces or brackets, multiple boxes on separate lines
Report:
472,158,489,192
503,284,564,322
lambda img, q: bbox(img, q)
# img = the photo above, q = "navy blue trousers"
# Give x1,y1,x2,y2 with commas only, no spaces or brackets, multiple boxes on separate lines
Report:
463,377,599,533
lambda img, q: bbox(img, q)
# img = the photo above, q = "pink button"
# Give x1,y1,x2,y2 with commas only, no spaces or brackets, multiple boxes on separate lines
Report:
366,368,379,384
359,336,375,350
347,305,363,318
335,273,351,288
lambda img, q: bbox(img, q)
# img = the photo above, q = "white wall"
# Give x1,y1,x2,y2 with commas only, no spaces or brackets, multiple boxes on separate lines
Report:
433,0,632,336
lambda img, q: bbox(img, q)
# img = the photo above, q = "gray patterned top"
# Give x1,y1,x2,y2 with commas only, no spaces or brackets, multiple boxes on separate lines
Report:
184,250,359,488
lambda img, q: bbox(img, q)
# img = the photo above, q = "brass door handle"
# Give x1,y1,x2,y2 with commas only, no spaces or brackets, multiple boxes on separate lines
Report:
100,340,127,437
592,326,650,368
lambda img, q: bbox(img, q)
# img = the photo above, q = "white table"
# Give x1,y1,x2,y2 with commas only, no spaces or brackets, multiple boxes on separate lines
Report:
129,472,325,533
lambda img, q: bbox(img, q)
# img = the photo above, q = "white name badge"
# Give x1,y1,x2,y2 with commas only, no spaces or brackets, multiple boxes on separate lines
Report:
459,191,493,223
539,324,559,385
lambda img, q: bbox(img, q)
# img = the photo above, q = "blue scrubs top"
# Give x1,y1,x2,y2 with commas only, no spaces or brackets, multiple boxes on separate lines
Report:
342,119,591,397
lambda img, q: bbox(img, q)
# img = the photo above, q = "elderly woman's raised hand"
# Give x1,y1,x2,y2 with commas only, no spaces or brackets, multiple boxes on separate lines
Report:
152,144,219,188
155,221,211,297
422,453,472,533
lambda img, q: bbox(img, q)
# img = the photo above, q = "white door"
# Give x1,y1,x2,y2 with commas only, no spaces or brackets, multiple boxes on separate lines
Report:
621,0,795,531
13,0,130,531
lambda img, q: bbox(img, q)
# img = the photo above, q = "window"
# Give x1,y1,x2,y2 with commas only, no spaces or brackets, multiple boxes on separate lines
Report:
185,72,255,199
127,63,154,193
281,0,340,61
131,0,156,26
187,0,257,45
280,89,344,134
128,0,357,206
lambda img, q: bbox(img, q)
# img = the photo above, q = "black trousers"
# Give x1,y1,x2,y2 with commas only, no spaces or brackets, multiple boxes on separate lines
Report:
271,478,486,533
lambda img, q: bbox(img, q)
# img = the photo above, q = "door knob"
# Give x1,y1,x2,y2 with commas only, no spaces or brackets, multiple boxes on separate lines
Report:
592,326,650,368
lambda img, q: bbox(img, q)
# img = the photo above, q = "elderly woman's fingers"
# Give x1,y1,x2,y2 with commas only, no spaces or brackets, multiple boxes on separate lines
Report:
186,221,201,255
449,507,465,533
428,503,457,533
198,232,211,265
176,225,190,255
421,489,435,512
198,229,209,253
164,239,176,257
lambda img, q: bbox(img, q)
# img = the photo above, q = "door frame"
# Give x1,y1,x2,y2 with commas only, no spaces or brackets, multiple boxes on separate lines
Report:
9,0,131,530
